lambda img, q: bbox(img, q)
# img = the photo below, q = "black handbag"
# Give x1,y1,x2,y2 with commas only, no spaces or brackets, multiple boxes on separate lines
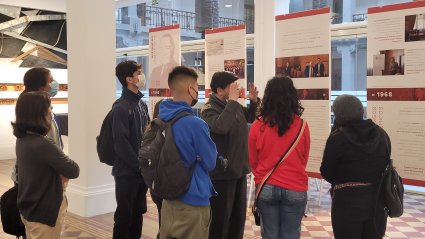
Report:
381,134,404,218
252,119,306,226
0,184,26,237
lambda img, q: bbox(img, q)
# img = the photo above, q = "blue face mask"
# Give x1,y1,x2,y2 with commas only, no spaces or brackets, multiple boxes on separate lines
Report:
48,80,59,97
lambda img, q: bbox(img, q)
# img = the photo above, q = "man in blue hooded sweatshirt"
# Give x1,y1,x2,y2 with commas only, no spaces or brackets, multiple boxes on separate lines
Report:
158,66,217,239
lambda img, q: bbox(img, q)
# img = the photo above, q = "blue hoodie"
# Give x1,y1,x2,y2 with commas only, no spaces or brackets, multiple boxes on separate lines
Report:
159,99,217,206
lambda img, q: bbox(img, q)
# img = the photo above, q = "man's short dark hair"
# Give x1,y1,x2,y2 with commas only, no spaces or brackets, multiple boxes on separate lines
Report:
168,66,198,89
115,60,142,88
23,67,51,93
12,91,51,138
210,71,238,93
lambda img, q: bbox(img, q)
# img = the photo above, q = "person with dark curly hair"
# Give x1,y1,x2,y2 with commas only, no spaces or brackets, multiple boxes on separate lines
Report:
248,76,310,239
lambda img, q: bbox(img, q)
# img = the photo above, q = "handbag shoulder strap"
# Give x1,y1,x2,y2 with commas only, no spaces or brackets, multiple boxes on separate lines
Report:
254,119,306,201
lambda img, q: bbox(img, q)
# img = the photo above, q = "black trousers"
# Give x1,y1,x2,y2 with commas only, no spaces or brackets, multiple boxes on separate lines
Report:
113,176,148,239
209,175,247,239
331,185,387,239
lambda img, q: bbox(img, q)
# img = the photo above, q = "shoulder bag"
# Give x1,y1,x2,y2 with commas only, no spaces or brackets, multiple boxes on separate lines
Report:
252,119,306,225
380,133,404,218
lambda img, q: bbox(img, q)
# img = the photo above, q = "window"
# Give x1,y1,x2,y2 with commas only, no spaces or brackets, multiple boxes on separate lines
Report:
277,0,414,24
116,0,254,48
331,36,367,92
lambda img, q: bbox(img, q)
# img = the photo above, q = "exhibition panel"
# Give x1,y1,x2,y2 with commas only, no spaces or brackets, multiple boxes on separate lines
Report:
276,8,331,178
205,24,247,105
148,24,181,117
367,1,425,186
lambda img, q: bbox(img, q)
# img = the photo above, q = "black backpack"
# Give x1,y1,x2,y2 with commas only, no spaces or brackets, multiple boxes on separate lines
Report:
96,99,131,166
139,111,195,200
0,185,26,237
381,134,404,218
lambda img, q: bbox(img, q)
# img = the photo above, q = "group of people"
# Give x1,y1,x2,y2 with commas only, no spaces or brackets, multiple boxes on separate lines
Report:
11,67,79,238
11,61,391,239
277,58,325,79
224,60,245,79
303,58,325,78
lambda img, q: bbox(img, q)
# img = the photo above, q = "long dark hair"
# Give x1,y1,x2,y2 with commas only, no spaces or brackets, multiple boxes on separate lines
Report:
11,92,51,138
257,76,304,136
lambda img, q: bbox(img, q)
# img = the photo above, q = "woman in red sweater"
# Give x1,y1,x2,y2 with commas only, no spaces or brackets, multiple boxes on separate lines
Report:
249,76,310,239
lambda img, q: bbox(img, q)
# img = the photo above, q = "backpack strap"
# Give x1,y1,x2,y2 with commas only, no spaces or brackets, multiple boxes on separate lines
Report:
168,110,196,172
169,110,192,125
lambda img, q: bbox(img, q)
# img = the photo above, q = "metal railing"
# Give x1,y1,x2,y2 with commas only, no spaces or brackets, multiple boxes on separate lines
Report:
353,13,367,22
217,16,245,28
332,14,343,24
144,6,196,30
116,5,248,32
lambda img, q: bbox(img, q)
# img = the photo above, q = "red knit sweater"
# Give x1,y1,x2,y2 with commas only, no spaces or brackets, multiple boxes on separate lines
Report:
248,116,310,192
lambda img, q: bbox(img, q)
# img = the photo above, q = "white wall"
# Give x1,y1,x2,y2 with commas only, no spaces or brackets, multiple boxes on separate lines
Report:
0,68,68,160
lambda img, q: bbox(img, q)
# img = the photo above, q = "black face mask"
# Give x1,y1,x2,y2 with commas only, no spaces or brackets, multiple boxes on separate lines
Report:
190,86,198,107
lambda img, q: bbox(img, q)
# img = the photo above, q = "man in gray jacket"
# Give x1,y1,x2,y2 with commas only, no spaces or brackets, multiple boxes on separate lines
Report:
201,71,259,239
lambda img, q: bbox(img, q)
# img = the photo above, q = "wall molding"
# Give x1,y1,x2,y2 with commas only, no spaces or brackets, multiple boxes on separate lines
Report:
0,143,15,160
66,182,116,217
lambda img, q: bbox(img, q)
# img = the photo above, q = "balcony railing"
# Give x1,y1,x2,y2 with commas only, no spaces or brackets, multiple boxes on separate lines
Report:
144,6,196,30
353,13,367,22
332,15,342,24
217,16,245,28
117,5,248,32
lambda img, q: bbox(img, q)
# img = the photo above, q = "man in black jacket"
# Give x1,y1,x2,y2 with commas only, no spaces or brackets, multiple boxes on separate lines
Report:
112,60,150,239
314,57,325,77
201,71,259,239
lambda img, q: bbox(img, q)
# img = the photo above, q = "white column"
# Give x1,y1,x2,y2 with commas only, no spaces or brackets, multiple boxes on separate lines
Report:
66,0,117,217
337,43,356,91
343,0,355,23
254,0,275,98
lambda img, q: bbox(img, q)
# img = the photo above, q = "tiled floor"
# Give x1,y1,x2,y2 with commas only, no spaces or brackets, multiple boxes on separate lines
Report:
1,159,425,238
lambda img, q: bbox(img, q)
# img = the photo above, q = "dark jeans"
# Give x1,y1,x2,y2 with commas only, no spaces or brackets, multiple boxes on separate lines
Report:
209,175,247,239
331,184,387,239
113,176,148,239
257,185,307,239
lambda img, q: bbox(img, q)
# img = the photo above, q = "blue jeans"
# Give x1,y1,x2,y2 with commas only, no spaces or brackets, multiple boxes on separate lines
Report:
257,184,307,239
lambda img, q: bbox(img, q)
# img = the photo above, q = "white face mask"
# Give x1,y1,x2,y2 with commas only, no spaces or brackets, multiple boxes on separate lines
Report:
135,73,146,90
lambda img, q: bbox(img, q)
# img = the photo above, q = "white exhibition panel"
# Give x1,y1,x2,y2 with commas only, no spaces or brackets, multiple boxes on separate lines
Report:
205,24,247,105
367,1,425,186
275,8,331,177
148,25,181,118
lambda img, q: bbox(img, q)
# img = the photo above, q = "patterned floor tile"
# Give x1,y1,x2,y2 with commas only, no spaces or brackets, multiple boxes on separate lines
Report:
1,160,425,239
